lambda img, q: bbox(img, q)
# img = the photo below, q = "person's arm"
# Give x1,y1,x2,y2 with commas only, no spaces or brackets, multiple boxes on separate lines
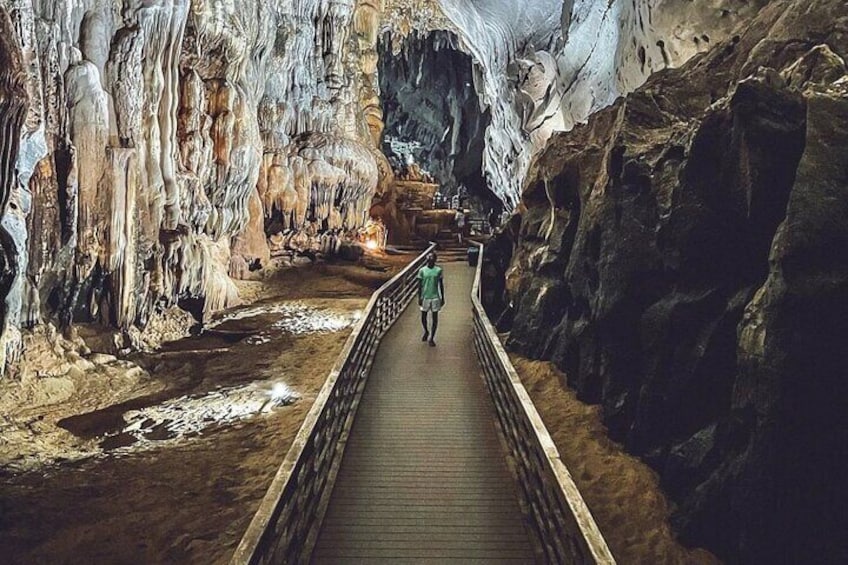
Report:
439,272,446,305
418,269,423,305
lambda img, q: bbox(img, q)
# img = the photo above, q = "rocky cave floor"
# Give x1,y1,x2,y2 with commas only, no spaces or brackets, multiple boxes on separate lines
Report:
510,356,719,564
0,253,411,564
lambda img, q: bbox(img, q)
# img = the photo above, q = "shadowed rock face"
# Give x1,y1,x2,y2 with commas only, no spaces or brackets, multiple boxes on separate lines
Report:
488,0,848,561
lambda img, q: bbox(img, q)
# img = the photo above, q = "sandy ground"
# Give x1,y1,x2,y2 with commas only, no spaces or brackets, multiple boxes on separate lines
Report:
0,251,412,565
510,355,720,565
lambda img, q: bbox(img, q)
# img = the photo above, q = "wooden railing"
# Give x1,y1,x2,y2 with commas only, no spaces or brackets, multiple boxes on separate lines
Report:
230,243,436,565
470,242,617,565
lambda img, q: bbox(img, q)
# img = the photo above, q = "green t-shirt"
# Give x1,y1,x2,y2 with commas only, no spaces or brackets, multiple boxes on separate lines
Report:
417,265,443,300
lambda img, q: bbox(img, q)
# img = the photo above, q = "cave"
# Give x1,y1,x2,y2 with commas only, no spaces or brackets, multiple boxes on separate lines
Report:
378,30,494,210
0,1,846,563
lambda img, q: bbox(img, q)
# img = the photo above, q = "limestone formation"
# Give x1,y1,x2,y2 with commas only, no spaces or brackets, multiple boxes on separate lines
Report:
487,1,848,561
372,1,762,209
0,0,797,374
0,7,31,370
0,0,392,366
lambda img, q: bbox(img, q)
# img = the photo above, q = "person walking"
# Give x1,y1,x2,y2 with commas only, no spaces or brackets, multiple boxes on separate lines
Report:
454,208,466,244
418,252,445,347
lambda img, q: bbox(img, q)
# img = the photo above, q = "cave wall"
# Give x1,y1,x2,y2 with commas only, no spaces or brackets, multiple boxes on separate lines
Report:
0,7,30,371
0,0,393,370
372,0,760,210
434,0,773,208
489,0,848,561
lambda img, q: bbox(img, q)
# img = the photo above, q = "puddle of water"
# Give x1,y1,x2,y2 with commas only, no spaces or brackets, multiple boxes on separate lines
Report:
208,302,360,346
98,381,299,450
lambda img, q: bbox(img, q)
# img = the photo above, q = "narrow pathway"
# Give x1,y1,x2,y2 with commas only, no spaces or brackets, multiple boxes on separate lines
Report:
312,261,534,563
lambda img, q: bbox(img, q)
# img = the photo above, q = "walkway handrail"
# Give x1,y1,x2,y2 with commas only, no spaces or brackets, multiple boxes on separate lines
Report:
470,242,617,564
231,243,437,565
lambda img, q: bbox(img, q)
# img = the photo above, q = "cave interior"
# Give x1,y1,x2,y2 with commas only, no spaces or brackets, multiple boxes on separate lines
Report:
0,0,845,563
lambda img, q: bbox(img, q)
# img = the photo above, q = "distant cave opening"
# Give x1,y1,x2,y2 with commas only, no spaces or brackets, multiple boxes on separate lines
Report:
378,31,499,217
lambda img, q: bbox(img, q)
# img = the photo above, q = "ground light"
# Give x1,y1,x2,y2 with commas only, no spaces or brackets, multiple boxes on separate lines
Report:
360,218,388,251
270,382,293,403
259,382,298,413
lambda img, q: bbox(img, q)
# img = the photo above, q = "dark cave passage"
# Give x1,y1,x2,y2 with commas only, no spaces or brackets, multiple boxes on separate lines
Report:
378,31,499,215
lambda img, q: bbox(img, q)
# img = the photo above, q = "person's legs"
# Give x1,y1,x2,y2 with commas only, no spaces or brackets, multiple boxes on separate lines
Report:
421,309,429,340
428,312,439,346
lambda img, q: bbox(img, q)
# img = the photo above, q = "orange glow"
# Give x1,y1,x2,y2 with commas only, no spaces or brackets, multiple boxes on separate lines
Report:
360,218,386,251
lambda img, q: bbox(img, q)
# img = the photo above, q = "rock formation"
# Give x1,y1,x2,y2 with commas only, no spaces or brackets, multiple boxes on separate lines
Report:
0,0,392,370
0,0,792,370
0,8,31,371
487,0,848,561
371,0,765,209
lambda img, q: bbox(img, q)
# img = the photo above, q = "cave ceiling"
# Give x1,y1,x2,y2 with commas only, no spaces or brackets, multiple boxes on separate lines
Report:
383,0,773,207
0,0,778,373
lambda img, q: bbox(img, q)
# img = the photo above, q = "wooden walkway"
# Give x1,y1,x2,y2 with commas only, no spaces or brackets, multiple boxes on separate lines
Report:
312,261,534,563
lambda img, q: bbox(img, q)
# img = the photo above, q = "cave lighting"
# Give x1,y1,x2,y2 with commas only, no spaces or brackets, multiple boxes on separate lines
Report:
360,218,387,251
270,382,293,403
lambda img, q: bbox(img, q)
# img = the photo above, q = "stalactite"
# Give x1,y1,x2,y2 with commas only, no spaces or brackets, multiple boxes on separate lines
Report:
0,0,396,363
0,6,31,371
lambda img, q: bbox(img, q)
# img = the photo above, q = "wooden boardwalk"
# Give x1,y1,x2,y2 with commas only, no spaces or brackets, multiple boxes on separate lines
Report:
312,260,535,564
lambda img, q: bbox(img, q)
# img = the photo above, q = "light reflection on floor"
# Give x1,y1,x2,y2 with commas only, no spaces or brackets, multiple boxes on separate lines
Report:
208,301,360,339
96,303,362,452
100,381,299,450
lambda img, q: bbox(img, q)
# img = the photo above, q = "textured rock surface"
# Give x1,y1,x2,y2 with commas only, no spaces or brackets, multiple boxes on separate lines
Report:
0,0,795,370
489,1,848,561
428,0,768,208
0,7,31,370
371,1,767,208
0,0,388,370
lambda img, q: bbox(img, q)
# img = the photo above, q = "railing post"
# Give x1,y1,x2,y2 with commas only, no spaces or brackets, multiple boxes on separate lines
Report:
470,242,616,565
231,243,437,565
